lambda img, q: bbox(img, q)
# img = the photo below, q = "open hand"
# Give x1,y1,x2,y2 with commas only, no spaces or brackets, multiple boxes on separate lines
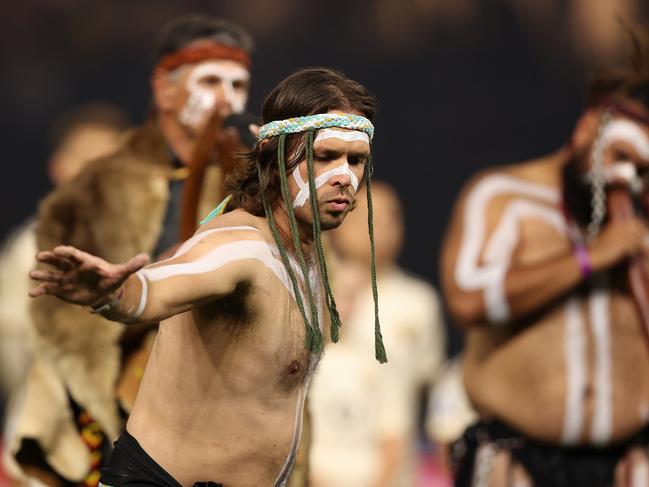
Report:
29,245,149,306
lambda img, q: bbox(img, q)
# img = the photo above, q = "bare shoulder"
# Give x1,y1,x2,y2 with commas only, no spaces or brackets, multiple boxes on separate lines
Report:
457,157,561,212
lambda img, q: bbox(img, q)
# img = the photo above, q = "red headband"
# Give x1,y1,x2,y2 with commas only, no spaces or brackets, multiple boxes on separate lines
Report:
156,41,251,72
600,97,649,127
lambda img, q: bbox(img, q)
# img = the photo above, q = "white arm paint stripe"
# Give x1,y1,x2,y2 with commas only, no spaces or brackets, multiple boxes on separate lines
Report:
561,297,587,445
456,175,560,291
589,287,612,445
123,270,149,324
314,128,370,144
476,198,566,324
141,240,293,298
600,119,649,160
292,163,359,208
154,226,261,266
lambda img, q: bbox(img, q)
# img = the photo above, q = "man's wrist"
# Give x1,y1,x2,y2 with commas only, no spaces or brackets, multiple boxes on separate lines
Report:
574,243,593,278
90,287,124,315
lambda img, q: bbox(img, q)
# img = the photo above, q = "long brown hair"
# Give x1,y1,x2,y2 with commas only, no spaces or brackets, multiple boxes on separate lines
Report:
225,67,377,215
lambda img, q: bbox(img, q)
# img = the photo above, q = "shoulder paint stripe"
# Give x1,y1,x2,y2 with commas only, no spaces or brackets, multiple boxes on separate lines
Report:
142,240,293,296
154,226,262,266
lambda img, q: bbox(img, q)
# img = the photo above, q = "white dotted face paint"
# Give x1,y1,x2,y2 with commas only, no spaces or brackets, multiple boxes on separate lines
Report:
291,129,367,208
179,61,250,127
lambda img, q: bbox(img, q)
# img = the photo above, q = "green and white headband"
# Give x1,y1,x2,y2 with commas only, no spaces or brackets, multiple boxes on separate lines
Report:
257,113,374,141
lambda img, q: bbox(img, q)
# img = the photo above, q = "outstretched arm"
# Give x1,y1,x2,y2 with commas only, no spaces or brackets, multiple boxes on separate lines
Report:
29,228,262,325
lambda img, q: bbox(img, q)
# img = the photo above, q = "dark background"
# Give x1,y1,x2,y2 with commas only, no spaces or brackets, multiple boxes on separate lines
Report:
2,0,647,353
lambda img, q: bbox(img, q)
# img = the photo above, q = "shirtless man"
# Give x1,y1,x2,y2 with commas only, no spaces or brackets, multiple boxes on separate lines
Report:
441,27,649,486
28,67,381,487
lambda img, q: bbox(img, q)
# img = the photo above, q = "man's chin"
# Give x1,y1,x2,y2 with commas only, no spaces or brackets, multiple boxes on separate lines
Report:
319,213,346,230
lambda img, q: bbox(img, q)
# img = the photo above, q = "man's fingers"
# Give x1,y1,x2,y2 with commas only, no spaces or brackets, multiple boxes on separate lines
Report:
28,282,58,298
36,251,73,271
118,253,150,275
29,269,63,283
52,245,92,265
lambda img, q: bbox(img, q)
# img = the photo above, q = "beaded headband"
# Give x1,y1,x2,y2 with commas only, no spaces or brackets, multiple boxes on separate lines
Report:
257,113,374,141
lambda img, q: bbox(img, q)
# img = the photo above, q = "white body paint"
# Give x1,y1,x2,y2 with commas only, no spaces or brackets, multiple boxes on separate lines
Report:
137,226,323,483
179,61,250,127
562,298,587,444
589,284,612,445
455,174,615,445
455,175,562,322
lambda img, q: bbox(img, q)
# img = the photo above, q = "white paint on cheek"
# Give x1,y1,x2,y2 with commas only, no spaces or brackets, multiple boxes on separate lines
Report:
291,163,359,208
179,61,250,126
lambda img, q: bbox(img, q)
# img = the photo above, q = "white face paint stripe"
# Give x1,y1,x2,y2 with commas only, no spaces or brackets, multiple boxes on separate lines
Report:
561,297,587,445
154,226,261,266
180,61,250,125
589,286,612,445
292,163,359,208
599,119,649,160
314,128,370,144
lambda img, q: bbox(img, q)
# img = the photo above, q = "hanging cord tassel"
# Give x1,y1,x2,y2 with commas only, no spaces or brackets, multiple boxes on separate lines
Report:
365,157,387,363
261,195,315,350
304,130,342,342
275,134,324,353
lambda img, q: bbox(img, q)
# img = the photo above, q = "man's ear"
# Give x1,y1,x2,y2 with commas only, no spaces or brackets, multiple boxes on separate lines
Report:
571,108,602,152
151,69,178,113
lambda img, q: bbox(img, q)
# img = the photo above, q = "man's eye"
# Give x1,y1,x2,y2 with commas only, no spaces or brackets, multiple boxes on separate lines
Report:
349,157,367,165
202,76,222,86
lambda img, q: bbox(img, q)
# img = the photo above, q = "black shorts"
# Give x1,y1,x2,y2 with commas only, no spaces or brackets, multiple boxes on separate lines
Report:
452,420,649,487
100,430,223,487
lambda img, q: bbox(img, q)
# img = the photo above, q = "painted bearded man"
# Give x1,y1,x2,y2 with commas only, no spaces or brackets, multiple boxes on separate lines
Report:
5,14,255,486
28,67,386,487
441,26,649,487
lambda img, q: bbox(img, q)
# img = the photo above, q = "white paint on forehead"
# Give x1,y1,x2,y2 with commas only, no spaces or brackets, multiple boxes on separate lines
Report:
187,61,250,85
599,119,649,160
314,128,370,144
292,163,359,208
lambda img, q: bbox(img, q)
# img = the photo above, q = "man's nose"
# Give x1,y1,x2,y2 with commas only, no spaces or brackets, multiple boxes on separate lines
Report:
329,162,352,187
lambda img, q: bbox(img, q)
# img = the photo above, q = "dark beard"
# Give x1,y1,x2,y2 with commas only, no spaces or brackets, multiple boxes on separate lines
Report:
562,156,595,227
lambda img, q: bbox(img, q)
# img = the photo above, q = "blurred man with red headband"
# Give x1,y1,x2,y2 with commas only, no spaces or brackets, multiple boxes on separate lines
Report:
4,14,256,486
441,25,649,487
